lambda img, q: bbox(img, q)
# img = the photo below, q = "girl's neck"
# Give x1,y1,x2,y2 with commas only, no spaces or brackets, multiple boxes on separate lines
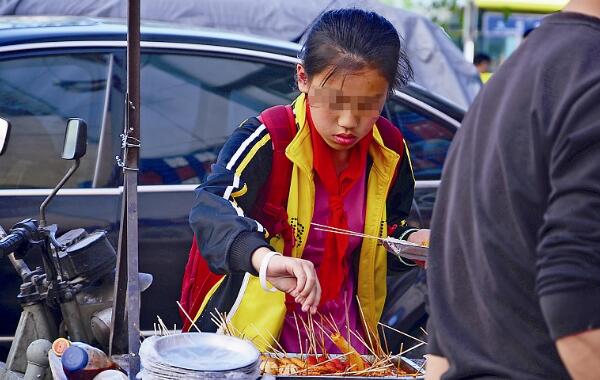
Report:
332,149,350,175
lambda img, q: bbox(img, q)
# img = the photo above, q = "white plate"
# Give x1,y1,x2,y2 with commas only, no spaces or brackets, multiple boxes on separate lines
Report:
140,333,260,372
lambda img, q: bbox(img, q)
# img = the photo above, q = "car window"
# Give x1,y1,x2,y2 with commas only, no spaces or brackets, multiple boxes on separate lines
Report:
137,53,297,185
387,99,455,180
0,53,110,189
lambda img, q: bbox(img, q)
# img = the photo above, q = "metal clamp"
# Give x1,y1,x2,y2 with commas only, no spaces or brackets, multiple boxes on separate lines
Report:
115,155,139,172
120,132,140,149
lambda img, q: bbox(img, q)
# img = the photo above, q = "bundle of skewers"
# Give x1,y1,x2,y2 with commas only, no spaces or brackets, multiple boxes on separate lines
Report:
311,223,429,263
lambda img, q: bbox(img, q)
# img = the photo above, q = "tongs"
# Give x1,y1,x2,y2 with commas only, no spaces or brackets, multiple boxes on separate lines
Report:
311,223,428,262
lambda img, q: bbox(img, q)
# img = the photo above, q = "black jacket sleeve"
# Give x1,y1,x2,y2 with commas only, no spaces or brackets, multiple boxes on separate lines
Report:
189,118,273,276
537,81,600,339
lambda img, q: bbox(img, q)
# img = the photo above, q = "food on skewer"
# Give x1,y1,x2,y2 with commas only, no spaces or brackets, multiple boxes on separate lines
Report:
330,332,366,371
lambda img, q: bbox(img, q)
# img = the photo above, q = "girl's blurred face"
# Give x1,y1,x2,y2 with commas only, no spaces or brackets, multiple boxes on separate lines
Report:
297,64,389,151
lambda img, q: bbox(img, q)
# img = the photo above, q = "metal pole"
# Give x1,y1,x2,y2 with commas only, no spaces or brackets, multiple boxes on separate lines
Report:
109,0,141,377
463,0,477,62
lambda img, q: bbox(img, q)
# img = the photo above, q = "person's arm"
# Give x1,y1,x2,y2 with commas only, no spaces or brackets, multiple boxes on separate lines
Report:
425,355,449,380
424,310,449,379
556,329,600,379
189,118,321,312
189,118,274,275
537,81,600,377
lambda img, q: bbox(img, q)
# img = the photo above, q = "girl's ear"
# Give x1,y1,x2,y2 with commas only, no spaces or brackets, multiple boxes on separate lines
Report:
296,64,309,93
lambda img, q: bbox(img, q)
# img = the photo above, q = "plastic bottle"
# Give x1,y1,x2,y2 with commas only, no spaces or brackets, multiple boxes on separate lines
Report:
61,342,116,380
52,337,71,357
92,369,128,379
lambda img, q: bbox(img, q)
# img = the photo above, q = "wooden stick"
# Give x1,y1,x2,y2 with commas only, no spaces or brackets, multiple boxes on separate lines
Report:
341,363,394,376
348,329,378,358
293,312,304,357
209,312,228,335
318,315,328,356
378,322,427,345
355,297,375,353
303,315,317,355
157,315,170,335
327,313,341,335
263,325,287,356
398,341,426,356
248,323,282,356
176,301,201,333
380,324,390,355
344,292,352,356
308,312,319,355
311,223,382,241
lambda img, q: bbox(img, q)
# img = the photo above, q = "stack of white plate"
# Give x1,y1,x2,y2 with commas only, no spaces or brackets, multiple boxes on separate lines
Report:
138,333,260,379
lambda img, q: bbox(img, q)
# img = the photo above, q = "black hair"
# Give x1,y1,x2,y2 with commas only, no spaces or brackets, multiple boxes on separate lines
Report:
299,8,413,92
474,53,491,65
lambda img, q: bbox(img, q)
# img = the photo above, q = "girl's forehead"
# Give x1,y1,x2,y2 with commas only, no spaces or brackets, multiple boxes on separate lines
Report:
313,88,380,102
311,67,389,97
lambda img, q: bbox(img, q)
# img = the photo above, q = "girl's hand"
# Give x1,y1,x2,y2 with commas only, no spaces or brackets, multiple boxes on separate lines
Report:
407,229,430,246
251,247,321,314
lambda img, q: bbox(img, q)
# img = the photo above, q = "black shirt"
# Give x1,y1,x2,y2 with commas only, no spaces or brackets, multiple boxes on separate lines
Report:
427,12,600,379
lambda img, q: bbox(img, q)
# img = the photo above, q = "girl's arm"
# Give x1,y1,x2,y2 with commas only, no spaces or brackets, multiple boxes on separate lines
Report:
189,118,273,275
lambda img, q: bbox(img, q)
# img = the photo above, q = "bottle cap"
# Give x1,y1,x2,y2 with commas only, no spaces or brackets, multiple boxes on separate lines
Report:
62,346,89,372
52,337,71,357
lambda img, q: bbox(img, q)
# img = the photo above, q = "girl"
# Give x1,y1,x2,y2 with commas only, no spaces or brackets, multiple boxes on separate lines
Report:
189,8,429,353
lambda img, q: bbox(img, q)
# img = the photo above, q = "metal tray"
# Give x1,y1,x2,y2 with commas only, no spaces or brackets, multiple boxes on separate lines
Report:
261,354,425,379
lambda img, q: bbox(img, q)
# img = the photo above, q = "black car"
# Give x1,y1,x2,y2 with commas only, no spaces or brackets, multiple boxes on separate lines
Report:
0,16,463,352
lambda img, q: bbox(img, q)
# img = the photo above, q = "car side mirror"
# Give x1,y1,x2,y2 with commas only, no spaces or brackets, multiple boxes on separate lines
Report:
0,117,11,156
62,118,87,160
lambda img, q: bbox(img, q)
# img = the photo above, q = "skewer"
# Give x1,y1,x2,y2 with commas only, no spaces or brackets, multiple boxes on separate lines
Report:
312,222,427,251
293,312,303,358
378,322,427,345
380,324,390,355
343,293,352,356
414,359,427,375
157,316,171,335
308,313,320,356
311,223,385,242
398,341,426,356
355,297,376,353
341,363,394,376
264,326,288,356
420,326,429,336
248,323,283,357
318,315,329,356
209,312,228,335
348,329,378,358
299,315,317,355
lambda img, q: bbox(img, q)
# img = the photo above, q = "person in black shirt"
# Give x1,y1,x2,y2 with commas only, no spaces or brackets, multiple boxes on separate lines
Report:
426,0,600,379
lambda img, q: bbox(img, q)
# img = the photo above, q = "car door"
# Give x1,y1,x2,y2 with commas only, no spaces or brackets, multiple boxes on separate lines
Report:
384,91,462,228
0,47,124,356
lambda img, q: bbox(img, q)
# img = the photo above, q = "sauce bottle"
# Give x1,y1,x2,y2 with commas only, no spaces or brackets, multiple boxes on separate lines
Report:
61,343,116,380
